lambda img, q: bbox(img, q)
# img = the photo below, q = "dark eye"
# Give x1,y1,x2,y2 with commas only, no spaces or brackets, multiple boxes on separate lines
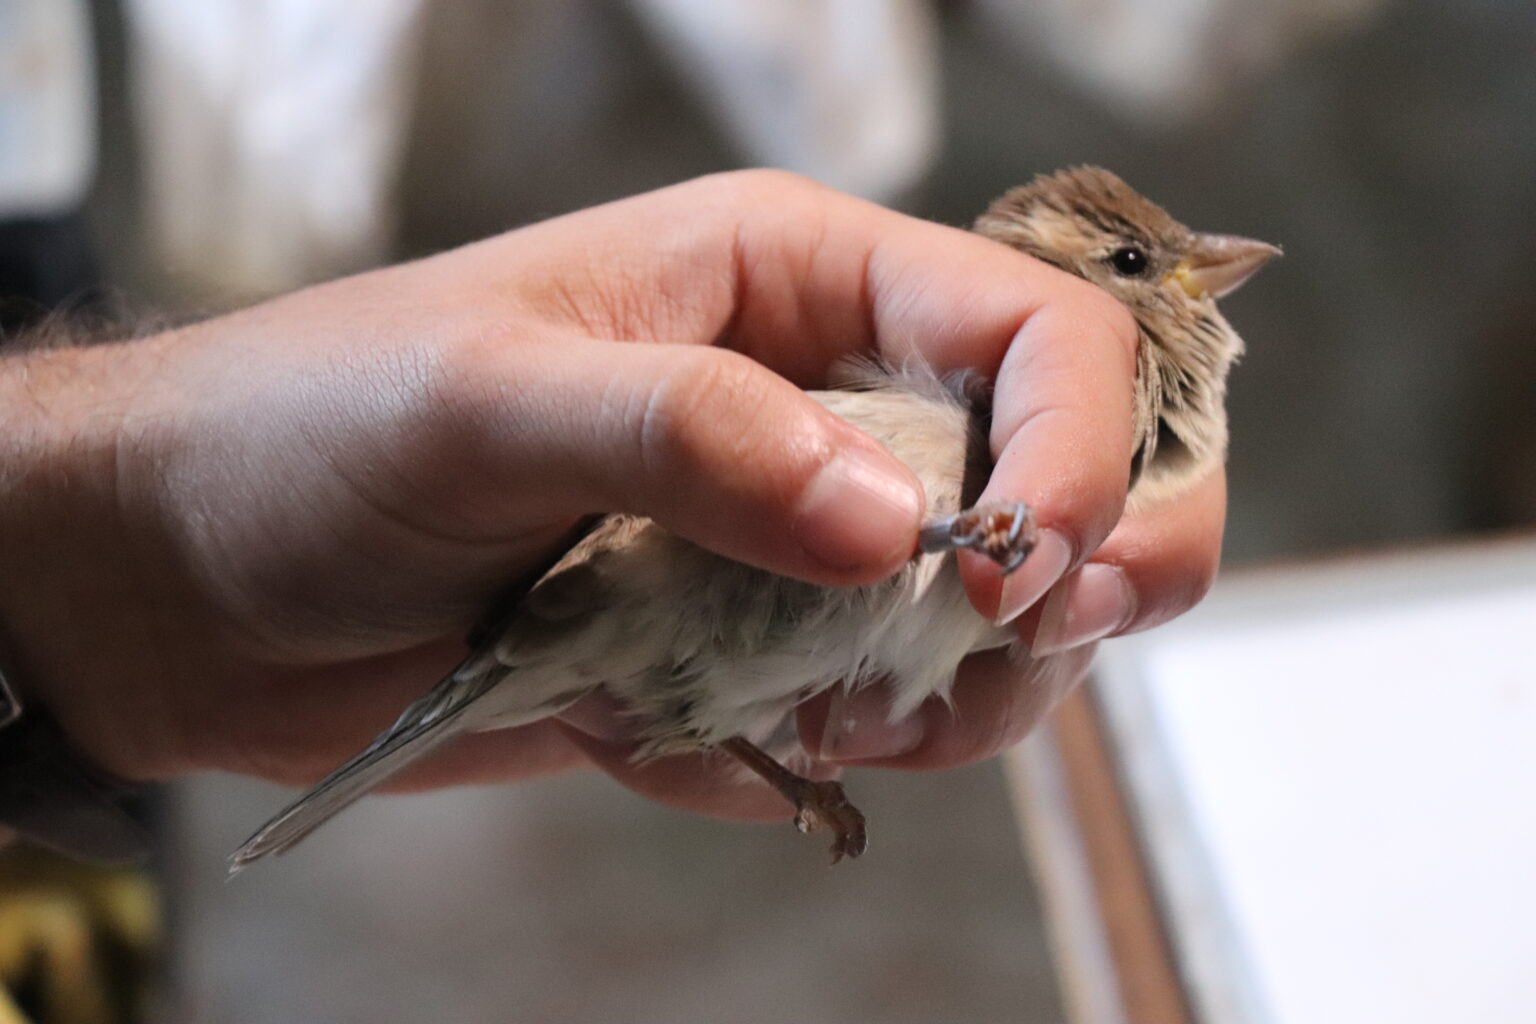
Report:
1108,247,1149,277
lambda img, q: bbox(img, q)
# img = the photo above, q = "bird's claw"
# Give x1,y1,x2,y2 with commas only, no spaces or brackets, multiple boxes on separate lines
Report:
917,500,1038,575
793,780,868,865
719,737,868,865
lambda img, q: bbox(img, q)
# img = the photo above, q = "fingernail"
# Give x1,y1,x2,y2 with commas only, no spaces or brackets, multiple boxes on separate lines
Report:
994,528,1073,625
1031,563,1135,655
818,685,926,762
794,446,923,571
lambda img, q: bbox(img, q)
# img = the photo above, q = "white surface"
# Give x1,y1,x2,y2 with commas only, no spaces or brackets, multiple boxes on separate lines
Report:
629,0,938,202
126,0,424,295
1098,541,1536,1024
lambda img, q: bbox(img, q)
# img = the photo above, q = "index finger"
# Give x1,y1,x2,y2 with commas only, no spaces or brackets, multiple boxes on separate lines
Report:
969,274,1140,624
858,229,1141,624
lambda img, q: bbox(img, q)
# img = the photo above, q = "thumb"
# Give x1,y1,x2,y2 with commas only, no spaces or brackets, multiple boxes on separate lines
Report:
459,337,926,585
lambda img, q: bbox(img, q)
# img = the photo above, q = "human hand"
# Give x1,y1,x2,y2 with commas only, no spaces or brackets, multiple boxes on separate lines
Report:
0,171,1224,823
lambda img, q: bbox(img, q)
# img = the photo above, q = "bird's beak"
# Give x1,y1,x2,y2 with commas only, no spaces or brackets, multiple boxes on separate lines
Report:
1169,234,1283,300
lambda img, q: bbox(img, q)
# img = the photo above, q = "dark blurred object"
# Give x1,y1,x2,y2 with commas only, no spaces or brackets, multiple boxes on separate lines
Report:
0,214,99,337
1467,240,1536,531
0,706,151,867
397,0,734,259
0,846,161,1024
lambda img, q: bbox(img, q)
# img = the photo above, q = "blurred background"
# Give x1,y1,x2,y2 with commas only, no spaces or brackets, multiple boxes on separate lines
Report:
2,0,1533,1021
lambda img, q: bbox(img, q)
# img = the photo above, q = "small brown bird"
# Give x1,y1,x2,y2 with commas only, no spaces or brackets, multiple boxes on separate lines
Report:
230,167,1277,871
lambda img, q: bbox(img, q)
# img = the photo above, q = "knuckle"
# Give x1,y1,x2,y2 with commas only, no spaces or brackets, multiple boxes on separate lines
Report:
345,323,544,529
407,333,509,469
637,348,763,482
384,319,495,434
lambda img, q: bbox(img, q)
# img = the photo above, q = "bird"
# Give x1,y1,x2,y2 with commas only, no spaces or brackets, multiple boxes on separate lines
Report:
230,167,1278,871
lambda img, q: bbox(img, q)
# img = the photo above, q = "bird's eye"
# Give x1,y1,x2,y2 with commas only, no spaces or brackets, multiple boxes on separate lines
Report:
1108,247,1149,277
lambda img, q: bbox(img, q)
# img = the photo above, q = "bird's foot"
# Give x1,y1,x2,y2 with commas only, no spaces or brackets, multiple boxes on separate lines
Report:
917,500,1037,574
720,737,868,864
791,779,868,864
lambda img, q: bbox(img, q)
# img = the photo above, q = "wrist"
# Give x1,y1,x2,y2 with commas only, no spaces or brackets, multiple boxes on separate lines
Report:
0,344,130,692
0,337,189,778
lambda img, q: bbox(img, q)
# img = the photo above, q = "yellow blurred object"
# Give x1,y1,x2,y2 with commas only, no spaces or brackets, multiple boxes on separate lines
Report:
0,848,160,1024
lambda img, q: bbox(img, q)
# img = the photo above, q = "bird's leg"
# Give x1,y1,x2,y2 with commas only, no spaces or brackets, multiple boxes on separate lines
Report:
918,500,1037,574
719,737,868,864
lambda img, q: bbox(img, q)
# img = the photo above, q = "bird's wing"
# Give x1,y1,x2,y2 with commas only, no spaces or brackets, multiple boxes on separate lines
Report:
226,657,502,872
228,515,643,873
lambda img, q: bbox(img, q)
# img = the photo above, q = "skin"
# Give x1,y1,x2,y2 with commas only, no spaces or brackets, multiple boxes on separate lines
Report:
0,171,1224,825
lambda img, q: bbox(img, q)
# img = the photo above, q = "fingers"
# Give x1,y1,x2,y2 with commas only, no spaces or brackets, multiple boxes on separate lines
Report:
825,211,1142,625
1020,467,1226,655
438,337,925,587
428,170,1139,606
962,282,1140,626
698,173,1142,622
798,644,1098,771
791,474,1220,773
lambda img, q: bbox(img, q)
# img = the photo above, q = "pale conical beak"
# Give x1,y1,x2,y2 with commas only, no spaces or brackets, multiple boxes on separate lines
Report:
1170,233,1282,300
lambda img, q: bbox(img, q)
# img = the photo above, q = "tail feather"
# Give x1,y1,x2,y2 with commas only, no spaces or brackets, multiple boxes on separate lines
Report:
229,514,626,874
227,664,499,875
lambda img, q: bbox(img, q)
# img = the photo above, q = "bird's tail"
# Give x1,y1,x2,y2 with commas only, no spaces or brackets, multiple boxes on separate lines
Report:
226,658,501,875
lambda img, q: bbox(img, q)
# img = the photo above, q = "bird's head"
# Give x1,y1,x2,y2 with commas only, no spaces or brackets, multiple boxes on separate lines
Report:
974,166,1280,503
